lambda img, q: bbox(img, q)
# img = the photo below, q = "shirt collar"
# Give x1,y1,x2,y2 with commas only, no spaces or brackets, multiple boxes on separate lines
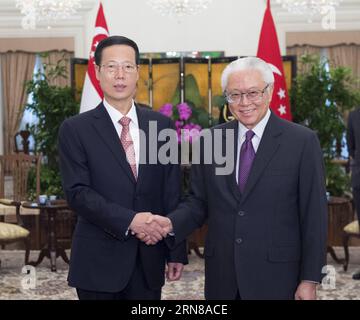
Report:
238,108,271,140
103,99,138,126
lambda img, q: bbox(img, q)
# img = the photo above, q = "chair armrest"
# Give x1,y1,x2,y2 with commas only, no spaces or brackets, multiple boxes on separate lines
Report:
0,198,18,206
0,199,24,226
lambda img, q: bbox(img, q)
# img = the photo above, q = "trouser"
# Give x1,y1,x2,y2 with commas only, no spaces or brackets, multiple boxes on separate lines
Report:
76,255,161,300
353,186,360,223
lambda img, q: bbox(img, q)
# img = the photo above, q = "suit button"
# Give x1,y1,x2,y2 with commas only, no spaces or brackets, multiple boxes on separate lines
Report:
236,238,243,244
238,211,245,217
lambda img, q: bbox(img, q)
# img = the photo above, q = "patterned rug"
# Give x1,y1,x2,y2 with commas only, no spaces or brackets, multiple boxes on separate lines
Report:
0,247,360,300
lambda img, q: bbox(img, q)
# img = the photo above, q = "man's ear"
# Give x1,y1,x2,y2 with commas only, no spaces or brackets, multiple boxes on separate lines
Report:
95,64,100,81
136,65,140,82
267,84,274,103
268,83,274,97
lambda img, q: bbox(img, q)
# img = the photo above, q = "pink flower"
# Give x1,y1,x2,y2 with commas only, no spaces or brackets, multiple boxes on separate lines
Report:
157,102,202,143
159,103,173,118
177,103,192,121
175,120,184,129
176,129,182,143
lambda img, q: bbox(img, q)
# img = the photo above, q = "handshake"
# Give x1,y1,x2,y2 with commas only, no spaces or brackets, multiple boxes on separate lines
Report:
129,212,173,245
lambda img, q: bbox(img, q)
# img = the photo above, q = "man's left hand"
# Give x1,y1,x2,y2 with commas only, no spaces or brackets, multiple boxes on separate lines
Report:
166,262,184,281
294,281,317,300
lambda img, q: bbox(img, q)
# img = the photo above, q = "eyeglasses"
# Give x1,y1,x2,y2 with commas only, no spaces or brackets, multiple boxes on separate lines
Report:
100,61,138,75
225,84,270,104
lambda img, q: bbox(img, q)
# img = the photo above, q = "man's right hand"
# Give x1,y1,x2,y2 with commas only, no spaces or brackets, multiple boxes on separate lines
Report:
129,212,168,243
134,215,173,245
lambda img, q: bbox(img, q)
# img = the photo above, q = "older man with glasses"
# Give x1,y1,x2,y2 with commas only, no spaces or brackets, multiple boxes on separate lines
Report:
144,56,328,300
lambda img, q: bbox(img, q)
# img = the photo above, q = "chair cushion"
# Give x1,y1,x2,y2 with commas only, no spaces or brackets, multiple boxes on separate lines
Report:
0,203,39,216
0,198,14,205
344,220,360,234
0,222,29,240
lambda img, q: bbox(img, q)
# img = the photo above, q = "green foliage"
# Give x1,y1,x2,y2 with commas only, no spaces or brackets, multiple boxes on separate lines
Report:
186,101,210,129
171,74,204,107
25,54,79,197
290,55,360,196
212,95,226,109
325,160,351,197
211,95,227,127
27,166,63,200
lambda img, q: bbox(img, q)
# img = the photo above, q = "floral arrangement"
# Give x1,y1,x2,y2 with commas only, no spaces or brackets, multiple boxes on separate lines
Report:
159,102,202,143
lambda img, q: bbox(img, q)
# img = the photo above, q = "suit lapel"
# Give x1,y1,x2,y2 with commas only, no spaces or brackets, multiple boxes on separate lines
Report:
135,105,150,191
91,103,136,183
222,120,242,202
240,113,283,204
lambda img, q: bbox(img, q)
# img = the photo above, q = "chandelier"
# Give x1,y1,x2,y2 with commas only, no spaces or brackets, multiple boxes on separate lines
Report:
276,0,342,20
147,0,212,19
16,0,82,29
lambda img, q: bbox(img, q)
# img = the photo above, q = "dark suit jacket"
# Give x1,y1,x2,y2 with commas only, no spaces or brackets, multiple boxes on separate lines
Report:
168,112,328,300
347,108,360,188
58,103,188,293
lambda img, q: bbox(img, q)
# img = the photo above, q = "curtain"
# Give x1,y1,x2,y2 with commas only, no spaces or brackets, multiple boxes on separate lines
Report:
288,44,360,86
287,45,323,72
1,52,36,156
287,44,360,137
328,45,360,124
287,44,322,56
41,50,74,87
328,45,360,89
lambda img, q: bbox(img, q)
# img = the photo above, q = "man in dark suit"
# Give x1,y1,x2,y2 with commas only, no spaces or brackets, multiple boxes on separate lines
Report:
142,57,328,300
58,36,187,300
347,108,360,280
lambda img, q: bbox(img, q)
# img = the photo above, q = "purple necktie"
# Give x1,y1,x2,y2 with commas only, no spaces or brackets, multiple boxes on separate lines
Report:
238,130,255,193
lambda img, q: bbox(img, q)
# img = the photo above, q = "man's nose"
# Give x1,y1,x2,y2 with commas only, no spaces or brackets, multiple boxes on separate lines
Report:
239,93,252,105
114,65,125,78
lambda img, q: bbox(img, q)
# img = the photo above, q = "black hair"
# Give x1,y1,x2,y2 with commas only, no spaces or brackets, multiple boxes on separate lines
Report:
94,35,140,65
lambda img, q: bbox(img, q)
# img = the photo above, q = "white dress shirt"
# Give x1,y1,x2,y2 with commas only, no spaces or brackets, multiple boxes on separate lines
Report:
235,109,271,184
103,99,140,175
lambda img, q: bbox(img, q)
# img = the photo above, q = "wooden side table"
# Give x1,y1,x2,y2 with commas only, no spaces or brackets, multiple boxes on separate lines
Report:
327,196,354,265
22,200,70,272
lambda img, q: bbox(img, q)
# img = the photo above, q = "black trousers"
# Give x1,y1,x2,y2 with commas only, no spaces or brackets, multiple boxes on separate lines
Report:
353,186,360,222
76,256,161,300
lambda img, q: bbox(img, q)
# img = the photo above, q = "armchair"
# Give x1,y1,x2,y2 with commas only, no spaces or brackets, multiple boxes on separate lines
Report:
0,154,41,267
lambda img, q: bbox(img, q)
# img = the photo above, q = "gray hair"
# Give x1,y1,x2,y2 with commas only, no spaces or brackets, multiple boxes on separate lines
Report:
221,56,275,92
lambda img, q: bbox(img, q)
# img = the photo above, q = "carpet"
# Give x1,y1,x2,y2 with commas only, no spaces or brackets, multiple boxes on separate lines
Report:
1,247,360,300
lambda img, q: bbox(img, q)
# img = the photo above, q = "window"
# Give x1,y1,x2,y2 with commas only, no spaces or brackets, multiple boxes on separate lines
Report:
321,48,348,159
17,55,43,153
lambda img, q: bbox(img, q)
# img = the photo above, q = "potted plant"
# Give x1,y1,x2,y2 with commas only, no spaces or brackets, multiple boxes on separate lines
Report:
25,55,79,199
290,54,360,196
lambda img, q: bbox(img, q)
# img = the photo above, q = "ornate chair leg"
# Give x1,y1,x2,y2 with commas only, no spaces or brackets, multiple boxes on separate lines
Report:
24,237,31,265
